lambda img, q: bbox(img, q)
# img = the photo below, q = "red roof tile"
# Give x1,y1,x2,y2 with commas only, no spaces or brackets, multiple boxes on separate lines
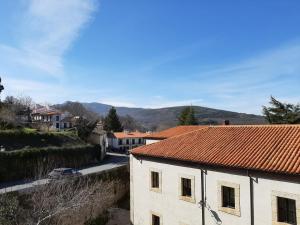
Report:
146,125,208,139
132,125,300,175
112,132,148,139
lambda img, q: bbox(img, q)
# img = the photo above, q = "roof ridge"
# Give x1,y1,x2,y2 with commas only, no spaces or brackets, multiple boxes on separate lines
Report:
145,126,210,146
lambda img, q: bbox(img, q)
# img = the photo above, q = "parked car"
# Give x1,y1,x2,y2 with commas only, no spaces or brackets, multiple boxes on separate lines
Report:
48,168,81,179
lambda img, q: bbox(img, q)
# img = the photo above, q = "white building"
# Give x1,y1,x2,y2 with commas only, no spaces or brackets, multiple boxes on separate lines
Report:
107,131,148,152
31,107,74,131
145,125,207,145
130,125,300,225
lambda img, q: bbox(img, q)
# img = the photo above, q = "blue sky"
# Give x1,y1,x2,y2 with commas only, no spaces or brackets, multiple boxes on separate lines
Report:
0,0,300,114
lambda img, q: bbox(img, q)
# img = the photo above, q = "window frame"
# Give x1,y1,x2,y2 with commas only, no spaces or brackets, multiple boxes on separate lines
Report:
150,212,162,225
149,168,162,193
277,197,296,224
218,181,240,216
118,139,123,145
178,174,195,203
272,191,300,225
222,186,236,209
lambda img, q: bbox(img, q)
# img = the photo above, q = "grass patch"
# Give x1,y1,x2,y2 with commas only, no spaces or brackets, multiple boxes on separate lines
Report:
0,129,83,151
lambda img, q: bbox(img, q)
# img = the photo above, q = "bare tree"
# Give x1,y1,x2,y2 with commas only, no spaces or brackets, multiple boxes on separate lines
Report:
0,193,19,225
28,178,100,225
0,177,117,225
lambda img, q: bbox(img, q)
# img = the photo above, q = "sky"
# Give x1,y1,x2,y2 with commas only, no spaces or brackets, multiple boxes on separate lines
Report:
0,0,300,114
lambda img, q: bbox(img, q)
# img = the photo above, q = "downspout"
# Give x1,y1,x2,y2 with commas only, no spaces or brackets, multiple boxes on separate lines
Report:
201,169,205,225
248,171,254,225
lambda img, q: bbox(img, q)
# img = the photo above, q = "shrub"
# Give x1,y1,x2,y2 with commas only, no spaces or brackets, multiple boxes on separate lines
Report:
0,129,83,151
0,145,101,182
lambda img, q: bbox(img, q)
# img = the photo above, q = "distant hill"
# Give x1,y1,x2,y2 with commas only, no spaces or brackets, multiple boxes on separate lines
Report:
81,102,266,131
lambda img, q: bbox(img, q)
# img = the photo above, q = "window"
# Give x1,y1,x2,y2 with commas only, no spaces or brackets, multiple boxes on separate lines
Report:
56,123,59,129
277,197,296,224
152,214,160,225
222,186,235,209
272,191,299,225
181,178,192,197
150,169,161,193
217,181,240,216
151,171,159,188
126,139,130,145
132,139,135,144
138,138,142,144
56,115,59,121
64,123,67,128
118,139,122,145
178,175,195,203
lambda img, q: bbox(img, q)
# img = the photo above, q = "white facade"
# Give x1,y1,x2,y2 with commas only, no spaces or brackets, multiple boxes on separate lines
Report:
32,113,62,131
107,137,145,151
145,139,160,145
31,110,73,131
130,155,300,225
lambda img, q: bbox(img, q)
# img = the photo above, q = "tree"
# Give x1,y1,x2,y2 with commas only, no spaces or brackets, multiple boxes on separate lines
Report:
103,107,123,132
262,96,300,124
0,176,115,225
54,101,100,122
74,116,98,141
120,115,145,132
0,193,19,225
178,106,198,125
0,77,4,95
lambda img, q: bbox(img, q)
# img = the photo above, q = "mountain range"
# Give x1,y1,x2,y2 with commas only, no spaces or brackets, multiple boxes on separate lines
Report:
82,102,266,131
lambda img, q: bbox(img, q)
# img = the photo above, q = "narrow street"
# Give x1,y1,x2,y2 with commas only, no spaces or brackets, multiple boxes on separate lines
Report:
0,152,128,194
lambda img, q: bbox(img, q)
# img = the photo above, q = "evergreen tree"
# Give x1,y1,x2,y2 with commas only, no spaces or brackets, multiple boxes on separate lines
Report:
104,107,123,132
178,106,198,125
262,96,300,124
0,77,4,101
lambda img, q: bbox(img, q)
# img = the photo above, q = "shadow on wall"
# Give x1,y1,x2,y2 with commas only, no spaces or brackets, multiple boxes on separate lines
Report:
205,202,222,225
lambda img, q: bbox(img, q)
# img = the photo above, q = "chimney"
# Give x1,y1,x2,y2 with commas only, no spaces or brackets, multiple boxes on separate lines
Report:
223,120,230,125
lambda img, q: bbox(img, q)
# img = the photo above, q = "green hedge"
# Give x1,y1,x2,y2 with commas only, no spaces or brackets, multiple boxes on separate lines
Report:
0,129,83,151
0,145,101,182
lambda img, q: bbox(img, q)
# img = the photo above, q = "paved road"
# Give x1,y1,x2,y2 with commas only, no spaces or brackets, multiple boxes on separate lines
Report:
0,153,128,194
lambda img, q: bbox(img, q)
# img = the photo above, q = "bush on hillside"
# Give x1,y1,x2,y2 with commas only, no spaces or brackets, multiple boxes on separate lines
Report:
0,129,83,151
0,145,101,182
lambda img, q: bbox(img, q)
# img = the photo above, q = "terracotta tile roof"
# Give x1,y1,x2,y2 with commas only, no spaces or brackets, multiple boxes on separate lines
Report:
132,125,300,175
146,125,208,139
32,107,61,116
112,131,148,139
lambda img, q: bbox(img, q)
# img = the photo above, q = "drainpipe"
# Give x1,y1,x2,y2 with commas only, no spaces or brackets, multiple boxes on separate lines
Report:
201,169,205,225
248,171,254,225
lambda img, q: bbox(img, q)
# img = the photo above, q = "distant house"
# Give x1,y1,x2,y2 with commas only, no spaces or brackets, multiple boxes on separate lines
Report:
145,125,207,145
107,131,148,152
130,125,300,225
31,107,74,131
88,121,107,161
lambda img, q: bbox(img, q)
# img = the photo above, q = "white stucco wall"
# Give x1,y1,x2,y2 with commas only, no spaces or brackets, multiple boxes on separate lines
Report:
108,138,145,149
145,139,160,145
130,155,300,225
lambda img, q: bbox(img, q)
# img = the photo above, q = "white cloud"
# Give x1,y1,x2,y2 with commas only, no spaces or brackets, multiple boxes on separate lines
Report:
172,42,300,114
0,0,97,76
